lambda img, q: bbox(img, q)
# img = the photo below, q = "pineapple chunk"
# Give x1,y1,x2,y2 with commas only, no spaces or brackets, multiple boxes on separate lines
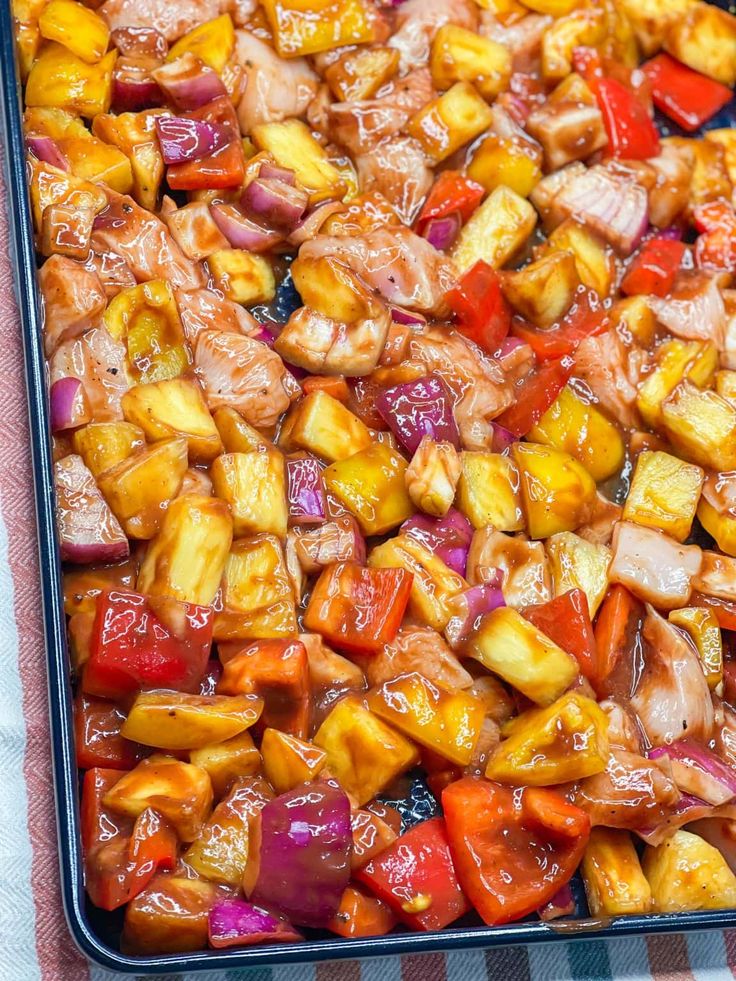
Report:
521,0,579,13
706,130,736,189
97,437,189,539
407,82,494,165
280,390,372,462
501,251,580,328
189,731,261,798
28,160,107,233
405,438,461,517
661,381,736,472
582,828,652,916
103,755,213,841
636,339,717,430
716,369,736,407
121,692,263,750
547,220,617,298
261,0,375,57
611,295,657,347
623,450,704,542
71,422,144,478
122,378,222,464
456,452,524,532
664,3,736,86
486,691,609,784
214,407,271,453
167,14,235,74
644,830,736,912
91,110,165,212
669,607,722,691
528,386,624,483
313,696,419,806
26,44,116,119
59,137,133,195
511,442,596,540
617,0,696,56
698,497,736,558
468,528,552,607
545,532,610,618
38,0,109,63
252,120,346,203
368,672,485,766
104,280,190,384
451,185,537,275
137,494,233,606
207,250,275,305
663,137,730,213
261,728,327,794
323,443,413,535
467,606,578,705
211,448,288,538
369,533,467,631
467,135,542,198
325,46,399,102
214,535,297,640
13,0,45,78
429,26,511,100
542,9,606,82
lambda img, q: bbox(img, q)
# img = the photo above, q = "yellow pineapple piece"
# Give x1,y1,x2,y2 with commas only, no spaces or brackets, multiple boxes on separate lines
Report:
511,442,596,540
636,339,718,430
611,295,657,346
429,25,511,100
456,452,524,531
252,120,346,203
582,829,653,916
663,136,731,212
189,731,261,798
261,728,327,793
501,251,581,328
121,692,263,751
623,450,704,542
71,422,145,478
105,280,190,384
261,0,375,57
38,0,110,62
207,250,275,305
664,3,736,86
521,0,579,13
325,46,399,102
211,448,288,538
290,254,377,323
122,378,222,464
91,110,165,211
545,531,610,618
715,369,736,407
542,8,606,82
644,830,736,912
280,390,372,462
616,0,696,56
706,130,736,189
214,407,271,453
451,185,537,275
698,496,736,558
669,607,722,691
26,44,116,118
407,82,494,164
214,535,297,640
323,443,413,535
661,381,736,472
28,160,107,233
167,13,235,74
467,134,542,198
546,220,617,298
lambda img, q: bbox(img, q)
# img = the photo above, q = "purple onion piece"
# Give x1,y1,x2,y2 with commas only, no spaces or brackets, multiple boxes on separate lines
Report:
402,507,474,577
375,373,460,455
55,455,130,565
390,305,427,326
249,780,351,928
155,115,226,165
241,178,308,232
653,225,684,241
538,882,575,922
635,793,711,846
258,161,297,185
209,899,302,949
491,422,516,453
647,739,736,806
287,456,327,526
152,52,227,109
50,377,92,432
444,583,506,648
112,58,162,112
422,212,461,252
26,135,68,171
210,203,284,253
288,200,344,247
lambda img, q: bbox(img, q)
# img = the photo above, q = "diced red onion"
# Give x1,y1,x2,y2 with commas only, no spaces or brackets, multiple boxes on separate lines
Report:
152,52,227,109
288,200,345,247
635,793,712,846
554,164,649,256
653,225,683,241
155,115,226,165
210,204,284,253
209,899,302,948
538,882,575,921
390,305,427,326
26,136,68,171
50,378,92,432
248,780,351,928
258,161,296,186
402,507,474,577
491,422,516,453
375,374,460,455
445,583,506,648
287,456,326,526
252,326,276,347
648,740,736,806
112,58,162,112
55,456,130,564
422,213,461,252
241,178,308,232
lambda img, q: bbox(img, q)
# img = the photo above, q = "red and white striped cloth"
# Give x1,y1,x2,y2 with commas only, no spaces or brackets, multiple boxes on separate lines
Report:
0,179,735,981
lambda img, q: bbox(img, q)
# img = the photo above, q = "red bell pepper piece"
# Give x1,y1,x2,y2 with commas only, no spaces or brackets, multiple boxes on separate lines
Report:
304,561,413,654
327,884,397,938
445,260,511,355
494,355,575,437
511,288,608,361
592,584,646,698
693,200,736,272
523,589,597,683
167,96,245,190
442,777,590,926
595,77,660,160
572,46,603,89
691,591,736,632
75,691,143,770
621,237,687,298
83,589,213,699
416,171,485,231
348,376,391,430
355,816,470,931
642,53,733,133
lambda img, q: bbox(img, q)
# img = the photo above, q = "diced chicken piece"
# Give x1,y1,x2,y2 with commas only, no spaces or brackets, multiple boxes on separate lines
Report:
55,455,129,564
235,31,319,134
388,0,478,72
647,143,695,229
467,527,551,607
100,0,230,41
161,199,229,263
649,273,726,348
175,288,260,344
576,493,623,547
480,12,552,74
325,69,434,156
694,551,736,603
300,226,457,316
573,749,680,829
631,608,715,747
231,0,257,25
405,329,512,448
91,193,203,290
39,255,107,356
355,625,473,691
526,101,608,171
275,303,391,377
49,326,130,422
574,329,649,431
194,329,292,430
600,699,644,754
291,516,365,574
83,249,138,302
608,521,702,610
355,136,433,226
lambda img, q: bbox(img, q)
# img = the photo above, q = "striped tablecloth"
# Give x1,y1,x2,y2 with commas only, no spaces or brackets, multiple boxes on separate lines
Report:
0,179,735,981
